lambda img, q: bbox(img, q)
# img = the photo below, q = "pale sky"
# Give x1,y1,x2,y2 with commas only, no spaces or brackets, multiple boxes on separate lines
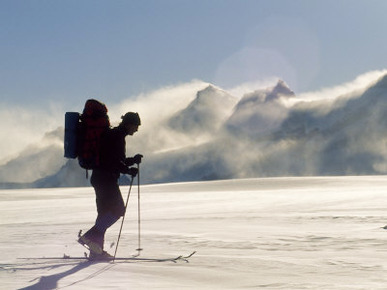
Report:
1,0,387,110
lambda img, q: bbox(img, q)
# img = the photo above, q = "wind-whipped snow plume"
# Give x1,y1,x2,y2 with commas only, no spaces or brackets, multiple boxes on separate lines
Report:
107,80,213,155
219,71,387,179
225,80,295,138
0,124,66,183
107,80,209,127
0,103,63,165
3,71,387,186
297,70,387,102
0,81,212,185
227,77,279,99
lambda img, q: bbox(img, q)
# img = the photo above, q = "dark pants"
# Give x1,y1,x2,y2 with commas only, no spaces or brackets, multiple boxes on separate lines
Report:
91,170,125,217
84,170,126,250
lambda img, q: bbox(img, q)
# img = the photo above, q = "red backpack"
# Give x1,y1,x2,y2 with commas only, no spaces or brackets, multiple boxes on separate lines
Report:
77,99,110,170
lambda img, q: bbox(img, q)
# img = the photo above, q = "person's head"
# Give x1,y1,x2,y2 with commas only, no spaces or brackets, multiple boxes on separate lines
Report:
120,112,141,135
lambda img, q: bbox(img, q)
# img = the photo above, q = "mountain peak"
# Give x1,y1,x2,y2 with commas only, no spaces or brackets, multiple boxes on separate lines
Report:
195,85,234,104
236,80,295,109
200,84,219,94
168,84,237,134
265,80,295,102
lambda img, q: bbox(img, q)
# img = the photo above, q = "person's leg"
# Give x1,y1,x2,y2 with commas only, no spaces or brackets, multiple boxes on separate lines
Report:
80,171,125,253
78,226,104,254
78,171,112,254
95,212,120,236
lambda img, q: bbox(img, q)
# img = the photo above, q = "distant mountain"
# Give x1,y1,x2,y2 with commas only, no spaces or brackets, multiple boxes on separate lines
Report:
260,73,387,176
2,74,387,188
168,85,237,134
225,80,294,137
33,159,91,188
0,127,65,184
148,74,387,182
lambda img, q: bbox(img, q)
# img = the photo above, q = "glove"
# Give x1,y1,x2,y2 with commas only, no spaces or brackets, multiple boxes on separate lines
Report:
126,167,138,177
125,154,143,166
133,154,143,164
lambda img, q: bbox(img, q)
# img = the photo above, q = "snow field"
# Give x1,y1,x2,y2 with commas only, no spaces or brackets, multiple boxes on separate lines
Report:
1,176,387,289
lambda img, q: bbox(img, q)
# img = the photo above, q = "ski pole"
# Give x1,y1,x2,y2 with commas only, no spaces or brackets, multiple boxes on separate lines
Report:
134,163,143,257
113,176,134,262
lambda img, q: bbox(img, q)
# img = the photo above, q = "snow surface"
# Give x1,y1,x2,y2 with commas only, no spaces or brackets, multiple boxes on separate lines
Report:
2,176,387,289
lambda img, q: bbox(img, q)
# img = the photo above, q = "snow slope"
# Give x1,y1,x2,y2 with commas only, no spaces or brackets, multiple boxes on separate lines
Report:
2,176,387,289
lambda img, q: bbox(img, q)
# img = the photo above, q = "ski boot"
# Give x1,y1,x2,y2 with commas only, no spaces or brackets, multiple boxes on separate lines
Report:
88,250,114,261
78,229,104,255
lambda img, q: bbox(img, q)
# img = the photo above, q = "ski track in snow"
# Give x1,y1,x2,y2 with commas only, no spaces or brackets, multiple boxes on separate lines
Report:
1,176,387,289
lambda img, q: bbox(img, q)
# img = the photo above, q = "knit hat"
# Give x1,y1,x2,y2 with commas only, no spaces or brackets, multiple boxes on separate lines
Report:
121,112,141,125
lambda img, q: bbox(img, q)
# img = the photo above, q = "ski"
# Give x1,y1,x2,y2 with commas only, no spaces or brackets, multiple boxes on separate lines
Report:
19,251,196,263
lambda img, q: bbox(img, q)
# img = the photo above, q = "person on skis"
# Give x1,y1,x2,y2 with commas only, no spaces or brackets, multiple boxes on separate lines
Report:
78,112,143,259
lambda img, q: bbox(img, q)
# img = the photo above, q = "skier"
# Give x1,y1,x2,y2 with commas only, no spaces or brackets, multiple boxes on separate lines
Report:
78,112,143,259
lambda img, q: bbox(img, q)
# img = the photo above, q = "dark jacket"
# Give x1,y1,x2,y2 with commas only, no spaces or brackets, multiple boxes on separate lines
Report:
97,125,128,178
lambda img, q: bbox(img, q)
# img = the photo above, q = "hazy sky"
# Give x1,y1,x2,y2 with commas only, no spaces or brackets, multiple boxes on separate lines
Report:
1,0,387,109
